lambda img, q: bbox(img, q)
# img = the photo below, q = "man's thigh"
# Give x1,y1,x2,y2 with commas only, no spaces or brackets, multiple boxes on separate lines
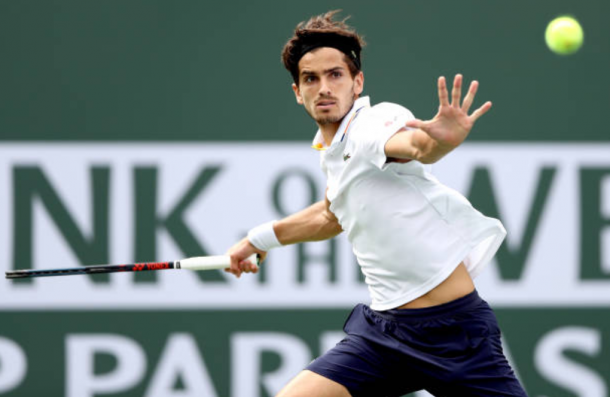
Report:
276,370,352,397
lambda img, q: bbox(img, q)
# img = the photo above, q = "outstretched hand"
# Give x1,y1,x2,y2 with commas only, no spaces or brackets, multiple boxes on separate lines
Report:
405,74,492,148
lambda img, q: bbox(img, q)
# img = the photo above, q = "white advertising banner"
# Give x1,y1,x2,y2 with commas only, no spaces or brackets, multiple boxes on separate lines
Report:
1,143,609,309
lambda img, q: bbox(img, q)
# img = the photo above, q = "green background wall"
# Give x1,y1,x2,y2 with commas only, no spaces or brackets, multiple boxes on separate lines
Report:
1,0,608,141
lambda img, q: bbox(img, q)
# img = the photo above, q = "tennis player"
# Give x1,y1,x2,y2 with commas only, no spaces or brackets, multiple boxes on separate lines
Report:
226,10,528,397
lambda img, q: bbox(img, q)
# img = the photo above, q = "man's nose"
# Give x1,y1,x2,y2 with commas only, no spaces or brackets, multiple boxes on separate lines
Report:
318,78,332,96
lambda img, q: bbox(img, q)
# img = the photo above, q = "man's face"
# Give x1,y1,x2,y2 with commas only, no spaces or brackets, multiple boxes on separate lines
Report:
292,47,364,129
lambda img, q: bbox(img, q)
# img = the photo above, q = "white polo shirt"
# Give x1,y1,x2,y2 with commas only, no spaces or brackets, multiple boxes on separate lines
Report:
312,96,506,311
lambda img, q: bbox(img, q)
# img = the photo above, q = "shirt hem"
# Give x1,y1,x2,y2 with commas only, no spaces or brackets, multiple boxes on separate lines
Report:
368,221,506,311
369,247,470,311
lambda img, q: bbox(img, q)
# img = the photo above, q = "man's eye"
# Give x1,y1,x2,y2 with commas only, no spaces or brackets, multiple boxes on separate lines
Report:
331,71,342,78
304,76,316,83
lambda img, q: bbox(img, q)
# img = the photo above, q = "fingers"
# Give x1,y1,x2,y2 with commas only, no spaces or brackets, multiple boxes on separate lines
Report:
451,74,462,108
226,254,243,278
438,74,490,121
225,256,259,278
437,76,449,107
239,258,260,274
461,80,479,114
224,238,263,278
405,119,424,129
470,101,493,122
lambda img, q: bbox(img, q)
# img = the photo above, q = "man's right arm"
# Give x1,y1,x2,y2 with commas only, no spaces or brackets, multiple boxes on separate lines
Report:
225,193,342,277
275,197,342,245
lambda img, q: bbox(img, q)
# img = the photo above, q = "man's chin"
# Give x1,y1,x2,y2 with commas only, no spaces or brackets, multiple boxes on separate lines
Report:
316,116,343,125
314,109,345,125
305,105,350,126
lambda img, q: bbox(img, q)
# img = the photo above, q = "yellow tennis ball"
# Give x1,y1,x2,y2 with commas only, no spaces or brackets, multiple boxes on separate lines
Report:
545,16,584,55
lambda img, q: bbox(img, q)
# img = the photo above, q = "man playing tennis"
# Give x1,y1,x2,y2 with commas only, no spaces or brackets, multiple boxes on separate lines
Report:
226,10,528,397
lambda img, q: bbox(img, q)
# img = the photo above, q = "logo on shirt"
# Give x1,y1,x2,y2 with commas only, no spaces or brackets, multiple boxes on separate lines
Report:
343,153,351,161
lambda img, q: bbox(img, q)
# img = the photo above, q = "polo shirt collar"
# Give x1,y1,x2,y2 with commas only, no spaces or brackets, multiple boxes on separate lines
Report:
311,96,370,150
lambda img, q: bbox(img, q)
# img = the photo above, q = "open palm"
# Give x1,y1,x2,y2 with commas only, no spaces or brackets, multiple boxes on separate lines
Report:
406,74,492,148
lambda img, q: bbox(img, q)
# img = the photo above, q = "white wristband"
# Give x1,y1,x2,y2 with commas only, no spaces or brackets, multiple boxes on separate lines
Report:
247,220,282,252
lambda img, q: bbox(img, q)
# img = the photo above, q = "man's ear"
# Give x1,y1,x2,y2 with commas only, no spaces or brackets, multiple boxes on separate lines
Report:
292,83,303,105
354,71,364,97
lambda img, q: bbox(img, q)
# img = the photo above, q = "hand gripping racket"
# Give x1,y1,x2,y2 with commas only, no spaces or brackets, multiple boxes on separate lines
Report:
5,254,259,279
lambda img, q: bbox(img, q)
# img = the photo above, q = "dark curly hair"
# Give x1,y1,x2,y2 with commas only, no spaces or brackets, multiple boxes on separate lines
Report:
281,10,366,85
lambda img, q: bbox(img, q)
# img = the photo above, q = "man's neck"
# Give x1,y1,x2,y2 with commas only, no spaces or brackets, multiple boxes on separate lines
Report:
317,95,361,146
318,122,341,146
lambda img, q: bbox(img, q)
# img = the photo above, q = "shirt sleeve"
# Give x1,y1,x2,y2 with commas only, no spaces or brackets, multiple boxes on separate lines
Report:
352,102,416,169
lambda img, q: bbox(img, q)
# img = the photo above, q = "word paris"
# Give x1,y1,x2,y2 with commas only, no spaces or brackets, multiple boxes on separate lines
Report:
0,143,609,308
0,325,605,397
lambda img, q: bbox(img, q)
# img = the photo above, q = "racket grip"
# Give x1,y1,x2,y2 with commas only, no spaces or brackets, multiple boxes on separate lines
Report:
178,254,259,271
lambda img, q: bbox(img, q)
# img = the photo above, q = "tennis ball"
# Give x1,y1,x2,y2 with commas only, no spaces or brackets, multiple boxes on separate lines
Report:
545,16,584,55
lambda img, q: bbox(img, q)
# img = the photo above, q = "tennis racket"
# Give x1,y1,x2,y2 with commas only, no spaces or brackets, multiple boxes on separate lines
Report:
5,254,259,279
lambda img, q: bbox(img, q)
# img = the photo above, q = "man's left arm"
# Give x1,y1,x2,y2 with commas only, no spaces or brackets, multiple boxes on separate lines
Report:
384,74,492,164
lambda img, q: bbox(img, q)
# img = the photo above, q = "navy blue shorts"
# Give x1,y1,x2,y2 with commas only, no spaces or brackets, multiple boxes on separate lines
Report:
307,290,528,396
